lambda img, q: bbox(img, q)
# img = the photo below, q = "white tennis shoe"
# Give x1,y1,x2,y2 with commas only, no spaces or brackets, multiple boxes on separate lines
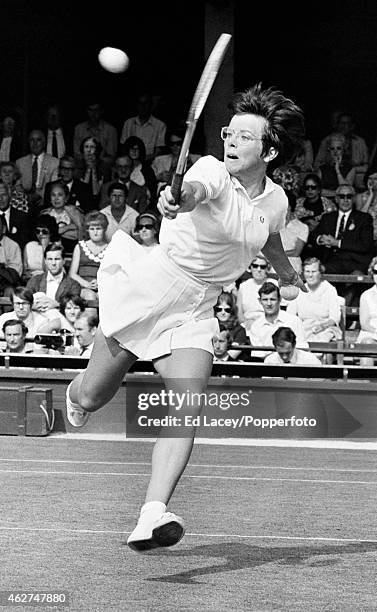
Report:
66,382,89,428
127,512,185,552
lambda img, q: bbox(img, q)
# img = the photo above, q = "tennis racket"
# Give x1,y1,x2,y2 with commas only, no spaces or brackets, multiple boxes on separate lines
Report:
170,32,232,204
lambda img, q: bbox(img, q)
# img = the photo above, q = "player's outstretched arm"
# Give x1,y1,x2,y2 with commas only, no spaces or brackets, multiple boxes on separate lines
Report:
262,232,307,292
158,182,206,220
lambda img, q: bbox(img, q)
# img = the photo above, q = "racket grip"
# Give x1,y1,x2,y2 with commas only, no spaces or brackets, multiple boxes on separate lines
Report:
171,173,184,206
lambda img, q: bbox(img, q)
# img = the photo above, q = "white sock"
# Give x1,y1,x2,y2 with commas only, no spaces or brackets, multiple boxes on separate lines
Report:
139,501,166,521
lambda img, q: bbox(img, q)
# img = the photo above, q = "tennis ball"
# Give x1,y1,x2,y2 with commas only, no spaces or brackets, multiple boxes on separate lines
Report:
280,285,299,301
98,47,129,73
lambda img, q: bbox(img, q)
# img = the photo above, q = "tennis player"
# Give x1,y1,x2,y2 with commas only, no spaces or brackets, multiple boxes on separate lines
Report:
66,83,306,551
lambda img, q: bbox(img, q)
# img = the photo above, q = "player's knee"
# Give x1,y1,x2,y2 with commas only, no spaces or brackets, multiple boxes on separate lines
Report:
78,388,103,412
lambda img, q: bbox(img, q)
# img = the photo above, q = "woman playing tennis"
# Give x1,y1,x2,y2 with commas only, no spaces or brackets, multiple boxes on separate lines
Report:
66,83,306,551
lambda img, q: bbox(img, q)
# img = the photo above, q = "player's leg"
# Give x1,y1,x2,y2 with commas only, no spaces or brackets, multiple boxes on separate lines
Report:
127,347,213,551
66,325,137,426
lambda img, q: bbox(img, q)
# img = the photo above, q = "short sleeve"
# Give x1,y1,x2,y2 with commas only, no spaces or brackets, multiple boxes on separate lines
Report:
183,156,228,204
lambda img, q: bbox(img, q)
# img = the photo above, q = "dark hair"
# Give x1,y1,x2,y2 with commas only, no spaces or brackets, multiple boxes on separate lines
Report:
229,82,304,159
59,154,75,169
11,286,34,306
258,281,281,299
76,311,99,330
303,172,322,189
3,318,28,336
49,180,69,198
79,136,102,157
59,293,87,315
272,326,296,347
107,181,128,198
121,136,147,163
214,291,239,329
44,241,65,258
34,214,60,241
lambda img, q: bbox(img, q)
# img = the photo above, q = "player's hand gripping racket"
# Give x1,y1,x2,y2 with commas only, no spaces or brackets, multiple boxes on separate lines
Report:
170,32,232,205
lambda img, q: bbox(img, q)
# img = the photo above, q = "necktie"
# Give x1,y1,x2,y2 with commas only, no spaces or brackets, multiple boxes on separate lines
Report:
31,156,38,189
336,214,346,240
0,212,8,233
52,131,58,158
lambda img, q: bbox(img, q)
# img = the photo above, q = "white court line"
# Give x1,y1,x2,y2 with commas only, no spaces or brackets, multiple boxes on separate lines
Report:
52,433,377,451
1,468,376,485
0,458,376,474
0,525,376,544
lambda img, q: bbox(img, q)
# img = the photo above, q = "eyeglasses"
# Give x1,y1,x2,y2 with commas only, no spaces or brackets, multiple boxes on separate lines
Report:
215,306,231,313
304,185,318,190
251,263,267,270
60,166,74,171
137,224,154,230
338,194,353,200
36,228,49,235
170,140,182,147
220,127,261,145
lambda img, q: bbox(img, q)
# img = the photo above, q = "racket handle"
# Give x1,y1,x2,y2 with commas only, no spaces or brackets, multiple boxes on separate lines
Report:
171,173,184,206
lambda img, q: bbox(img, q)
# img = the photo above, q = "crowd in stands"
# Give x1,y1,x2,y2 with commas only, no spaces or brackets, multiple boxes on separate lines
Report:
1,95,377,365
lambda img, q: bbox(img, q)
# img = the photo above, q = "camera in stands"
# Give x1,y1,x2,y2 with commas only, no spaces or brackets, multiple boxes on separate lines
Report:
34,330,74,351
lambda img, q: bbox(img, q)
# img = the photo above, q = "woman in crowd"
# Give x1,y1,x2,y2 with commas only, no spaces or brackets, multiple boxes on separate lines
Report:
152,127,199,196
22,214,60,281
236,253,278,332
214,291,250,361
133,211,160,251
294,173,337,233
43,180,84,254
355,167,377,250
0,161,29,213
68,211,109,303
75,136,104,207
317,133,356,199
119,136,157,206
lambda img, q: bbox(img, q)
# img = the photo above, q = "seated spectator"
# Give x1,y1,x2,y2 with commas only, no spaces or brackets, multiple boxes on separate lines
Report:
120,91,167,162
43,180,84,255
44,103,68,160
271,164,300,202
354,167,377,250
69,211,109,303
0,112,23,162
214,291,251,361
0,161,29,213
119,136,157,206
132,211,160,251
43,155,94,214
279,203,308,274
247,282,308,360
0,213,22,296
356,256,377,344
66,311,98,357
48,293,87,335
99,155,148,214
0,286,54,340
75,136,104,208
287,257,342,343
0,179,31,250
212,326,236,362
26,242,81,313
101,182,139,241
2,319,32,353
310,184,374,305
236,254,278,331
317,133,356,199
264,327,321,365
23,214,60,281
295,173,337,234
152,127,199,196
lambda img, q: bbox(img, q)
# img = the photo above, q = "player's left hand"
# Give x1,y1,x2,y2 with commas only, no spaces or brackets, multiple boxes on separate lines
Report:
158,184,196,219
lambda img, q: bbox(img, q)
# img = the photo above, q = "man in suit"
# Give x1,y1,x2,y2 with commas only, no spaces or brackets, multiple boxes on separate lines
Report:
99,155,148,214
16,129,59,215
26,242,81,314
310,183,374,304
43,155,94,213
0,180,31,250
45,104,70,160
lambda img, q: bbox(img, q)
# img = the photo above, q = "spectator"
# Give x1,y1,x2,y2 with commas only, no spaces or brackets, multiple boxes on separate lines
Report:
99,155,148,214
2,319,32,353
295,173,337,234
212,326,236,362
214,291,250,361
101,182,139,241
119,136,157,206
69,211,109,303
356,256,377,344
279,202,309,274
0,112,23,162
26,242,81,313
75,136,104,208
317,133,356,199
310,184,374,305
264,326,321,365
0,180,31,250
152,127,199,196
0,286,54,339
0,161,29,213
236,254,278,331
133,211,160,251
67,311,98,357
287,257,342,343
16,129,59,213
0,213,22,295
120,92,167,162
73,100,117,178
44,104,68,159
44,155,94,214
248,281,308,360
23,214,60,281
43,180,84,255
354,167,377,249
46,293,87,353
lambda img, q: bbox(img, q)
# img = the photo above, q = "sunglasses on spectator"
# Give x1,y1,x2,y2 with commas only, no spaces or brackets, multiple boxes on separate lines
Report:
137,223,154,230
36,228,50,235
372,269,377,274
170,140,182,146
215,306,231,312
251,263,267,269
304,184,318,190
338,194,353,200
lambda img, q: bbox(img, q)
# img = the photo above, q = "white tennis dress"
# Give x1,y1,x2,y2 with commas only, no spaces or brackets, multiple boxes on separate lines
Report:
98,156,287,360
